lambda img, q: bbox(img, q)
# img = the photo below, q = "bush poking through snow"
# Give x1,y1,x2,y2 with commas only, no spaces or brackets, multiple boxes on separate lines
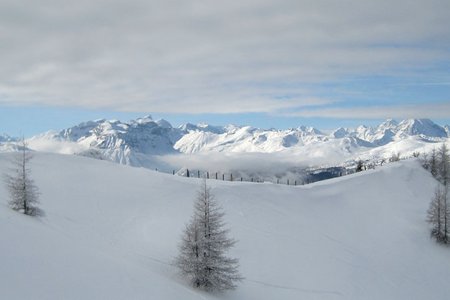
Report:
389,152,401,162
175,180,242,291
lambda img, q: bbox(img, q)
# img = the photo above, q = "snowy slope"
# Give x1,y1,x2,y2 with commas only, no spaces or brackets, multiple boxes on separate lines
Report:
1,152,450,299
174,125,327,153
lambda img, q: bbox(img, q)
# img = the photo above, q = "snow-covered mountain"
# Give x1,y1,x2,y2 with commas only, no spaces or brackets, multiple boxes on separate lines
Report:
0,134,20,152
2,116,448,172
174,118,448,161
395,119,448,139
175,125,328,153
0,134,17,143
27,115,182,168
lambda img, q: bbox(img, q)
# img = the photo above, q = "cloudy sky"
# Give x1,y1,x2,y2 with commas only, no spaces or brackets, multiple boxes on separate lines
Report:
0,0,449,136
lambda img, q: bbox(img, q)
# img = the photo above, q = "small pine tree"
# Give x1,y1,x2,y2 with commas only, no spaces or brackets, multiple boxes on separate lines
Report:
176,180,242,291
437,143,450,186
429,148,438,178
4,139,41,216
427,184,449,243
355,160,364,172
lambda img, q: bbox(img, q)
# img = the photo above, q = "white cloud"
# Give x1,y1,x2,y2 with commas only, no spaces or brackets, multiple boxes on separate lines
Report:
157,150,345,176
0,0,449,114
287,102,450,119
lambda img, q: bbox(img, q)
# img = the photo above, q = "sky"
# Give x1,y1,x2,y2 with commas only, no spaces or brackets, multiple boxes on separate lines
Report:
0,0,449,137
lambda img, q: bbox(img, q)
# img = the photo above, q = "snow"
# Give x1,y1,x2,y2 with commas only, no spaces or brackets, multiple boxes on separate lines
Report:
396,119,447,138
0,133,17,143
1,152,450,299
7,117,446,176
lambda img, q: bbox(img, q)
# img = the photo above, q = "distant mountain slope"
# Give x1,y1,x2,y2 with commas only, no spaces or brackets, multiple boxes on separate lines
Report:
173,118,448,167
1,116,447,171
0,134,17,143
27,116,182,168
174,125,328,153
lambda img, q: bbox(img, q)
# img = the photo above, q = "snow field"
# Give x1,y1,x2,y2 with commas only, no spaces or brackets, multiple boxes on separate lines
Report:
0,152,450,299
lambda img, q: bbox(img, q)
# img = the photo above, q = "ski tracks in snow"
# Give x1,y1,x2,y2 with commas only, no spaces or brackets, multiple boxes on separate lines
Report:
246,278,344,297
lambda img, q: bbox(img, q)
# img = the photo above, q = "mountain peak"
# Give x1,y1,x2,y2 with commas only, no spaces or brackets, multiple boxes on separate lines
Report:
378,119,398,130
134,115,153,124
179,123,225,134
155,119,172,129
397,118,447,138
297,126,323,135
331,127,349,138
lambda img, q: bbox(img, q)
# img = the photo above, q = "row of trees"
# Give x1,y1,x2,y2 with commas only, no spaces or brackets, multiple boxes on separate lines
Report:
425,143,450,244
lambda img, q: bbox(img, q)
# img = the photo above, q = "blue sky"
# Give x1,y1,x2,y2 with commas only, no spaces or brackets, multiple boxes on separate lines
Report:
0,105,381,137
0,0,449,137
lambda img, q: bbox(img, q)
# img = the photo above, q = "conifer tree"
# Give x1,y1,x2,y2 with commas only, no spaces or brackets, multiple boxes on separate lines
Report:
4,139,40,216
429,148,438,178
427,143,450,243
355,160,363,172
437,143,449,186
176,180,242,291
427,184,449,243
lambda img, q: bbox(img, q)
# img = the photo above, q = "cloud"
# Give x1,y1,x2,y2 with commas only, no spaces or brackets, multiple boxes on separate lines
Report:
0,0,449,114
159,152,301,174
158,143,355,175
287,101,450,119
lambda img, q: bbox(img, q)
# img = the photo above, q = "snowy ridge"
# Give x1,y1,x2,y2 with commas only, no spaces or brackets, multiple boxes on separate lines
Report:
2,117,449,171
0,133,17,143
0,152,450,299
27,115,182,168
176,118,448,154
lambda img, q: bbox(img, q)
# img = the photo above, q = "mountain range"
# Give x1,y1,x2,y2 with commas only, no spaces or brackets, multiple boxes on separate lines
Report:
1,116,449,173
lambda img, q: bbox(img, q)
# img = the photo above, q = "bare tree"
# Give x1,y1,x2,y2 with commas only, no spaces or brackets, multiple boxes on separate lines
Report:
427,184,449,243
4,139,41,216
176,180,242,291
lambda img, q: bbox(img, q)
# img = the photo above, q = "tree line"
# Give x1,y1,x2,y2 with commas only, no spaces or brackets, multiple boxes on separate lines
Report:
423,143,450,244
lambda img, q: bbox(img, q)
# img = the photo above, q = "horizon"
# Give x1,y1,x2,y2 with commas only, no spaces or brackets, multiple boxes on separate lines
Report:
0,106,449,138
0,0,449,137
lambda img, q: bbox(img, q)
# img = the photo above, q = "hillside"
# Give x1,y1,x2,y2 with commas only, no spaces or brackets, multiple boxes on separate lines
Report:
1,152,450,299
